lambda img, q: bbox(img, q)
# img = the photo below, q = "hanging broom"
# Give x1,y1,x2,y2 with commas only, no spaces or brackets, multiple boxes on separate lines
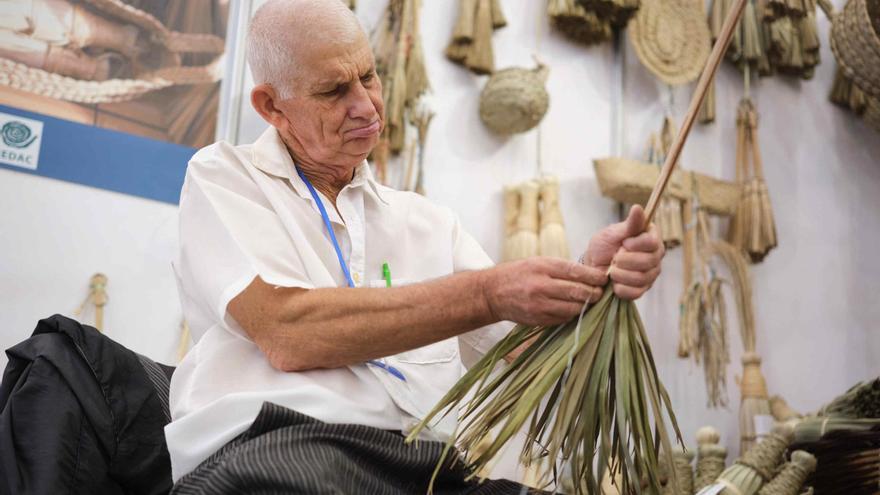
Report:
445,0,503,74
538,176,571,259
406,2,747,492
507,180,540,260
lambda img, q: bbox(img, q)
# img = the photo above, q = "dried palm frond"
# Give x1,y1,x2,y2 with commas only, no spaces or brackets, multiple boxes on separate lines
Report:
407,2,747,491
790,419,880,495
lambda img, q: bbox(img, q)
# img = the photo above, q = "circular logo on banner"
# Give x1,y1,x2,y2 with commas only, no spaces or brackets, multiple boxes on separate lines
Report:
2,121,38,149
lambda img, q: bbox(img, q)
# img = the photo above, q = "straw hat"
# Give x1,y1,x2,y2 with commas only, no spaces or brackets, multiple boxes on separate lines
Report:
479,64,550,135
830,0,880,98
628,0,711,85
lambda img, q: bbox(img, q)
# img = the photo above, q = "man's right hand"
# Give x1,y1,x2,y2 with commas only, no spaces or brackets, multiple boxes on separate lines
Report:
481,257,608,326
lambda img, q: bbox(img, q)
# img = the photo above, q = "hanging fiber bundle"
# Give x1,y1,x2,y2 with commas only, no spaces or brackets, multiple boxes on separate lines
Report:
74,273,109,332
769,395,803,422
577,0,641,26
406,3,747,492
372,0,431,157
756,450,817,495
507,180,540,260
445,0,505,74
538,176,571,259
711,423,794,495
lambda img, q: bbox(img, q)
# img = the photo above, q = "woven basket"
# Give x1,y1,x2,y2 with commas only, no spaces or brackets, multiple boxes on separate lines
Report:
0,0,224,103
479,64,550,135
593,157,740,216
830,0,880,98
628,0,711,85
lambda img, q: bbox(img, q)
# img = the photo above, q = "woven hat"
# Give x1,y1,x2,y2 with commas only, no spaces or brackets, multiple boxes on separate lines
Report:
830,0,880,98
479,64,550,135
628,0,711,85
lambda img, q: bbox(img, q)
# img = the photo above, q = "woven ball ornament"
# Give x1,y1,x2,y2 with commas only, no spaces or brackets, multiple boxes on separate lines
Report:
479,64,550,135
628,0,711,85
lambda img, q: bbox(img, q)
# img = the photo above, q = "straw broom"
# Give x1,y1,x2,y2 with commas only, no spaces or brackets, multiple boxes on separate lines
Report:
502,185,521,261
407,2,747,492
538,176,571,259
818,377,880,419
790,418,880,495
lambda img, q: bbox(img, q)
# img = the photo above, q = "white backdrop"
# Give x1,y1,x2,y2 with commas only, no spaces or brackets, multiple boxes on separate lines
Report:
1,0,879,482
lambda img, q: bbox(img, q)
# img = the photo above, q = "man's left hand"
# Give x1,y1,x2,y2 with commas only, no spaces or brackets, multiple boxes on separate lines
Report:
581,205,665,300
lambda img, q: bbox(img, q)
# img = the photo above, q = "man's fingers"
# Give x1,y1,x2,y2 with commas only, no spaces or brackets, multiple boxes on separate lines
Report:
622,229,663,253
613,283,647,301
614,249,663,271
539,299,586,322
609,265,660,288
542,257,608,286
543,279,603,305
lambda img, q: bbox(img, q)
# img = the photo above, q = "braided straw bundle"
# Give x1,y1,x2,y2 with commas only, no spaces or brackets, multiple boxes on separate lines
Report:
629,0,712,85
661,448,695,495
696,426,729,492
757,450,817,495
830,0,880,98
715,423,795,495
479,64,550,135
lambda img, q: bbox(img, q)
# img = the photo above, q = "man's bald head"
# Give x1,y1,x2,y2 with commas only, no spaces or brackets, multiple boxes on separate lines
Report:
246,0,365,98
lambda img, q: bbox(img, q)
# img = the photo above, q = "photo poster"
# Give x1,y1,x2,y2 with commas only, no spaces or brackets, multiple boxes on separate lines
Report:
0,0,230,204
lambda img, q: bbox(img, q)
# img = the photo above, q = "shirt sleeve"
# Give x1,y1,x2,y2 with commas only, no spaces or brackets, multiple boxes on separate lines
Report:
448,213,513,358
175,149,314,342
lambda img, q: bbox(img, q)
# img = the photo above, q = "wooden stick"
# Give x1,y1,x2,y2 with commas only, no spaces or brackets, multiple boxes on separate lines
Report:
643,0,748,226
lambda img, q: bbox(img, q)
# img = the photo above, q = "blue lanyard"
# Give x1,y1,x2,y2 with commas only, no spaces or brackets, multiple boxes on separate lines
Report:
295,167,405,383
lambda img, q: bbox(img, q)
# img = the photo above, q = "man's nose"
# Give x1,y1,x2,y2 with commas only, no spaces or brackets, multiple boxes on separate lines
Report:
346,82,378,120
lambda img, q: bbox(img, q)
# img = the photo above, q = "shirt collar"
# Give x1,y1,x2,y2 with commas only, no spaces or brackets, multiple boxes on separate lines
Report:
251,127,390,205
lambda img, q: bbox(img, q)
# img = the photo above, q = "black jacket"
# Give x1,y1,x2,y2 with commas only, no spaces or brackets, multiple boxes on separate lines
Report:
0,315,173,495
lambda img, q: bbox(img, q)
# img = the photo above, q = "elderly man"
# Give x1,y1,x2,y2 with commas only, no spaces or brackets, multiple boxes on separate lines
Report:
166,0,664,492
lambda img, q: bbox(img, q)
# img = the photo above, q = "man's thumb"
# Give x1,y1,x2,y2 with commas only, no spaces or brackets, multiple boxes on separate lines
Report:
608,205,646,243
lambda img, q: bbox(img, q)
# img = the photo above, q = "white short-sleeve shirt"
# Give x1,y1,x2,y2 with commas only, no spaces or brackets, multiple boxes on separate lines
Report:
165,127,511,481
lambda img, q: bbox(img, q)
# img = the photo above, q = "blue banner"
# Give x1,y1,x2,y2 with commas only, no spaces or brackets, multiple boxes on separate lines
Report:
0,104,195,205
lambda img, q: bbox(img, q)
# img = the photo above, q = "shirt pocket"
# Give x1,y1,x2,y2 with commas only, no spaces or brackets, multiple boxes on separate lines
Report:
368,278,412,288
395,338,459,364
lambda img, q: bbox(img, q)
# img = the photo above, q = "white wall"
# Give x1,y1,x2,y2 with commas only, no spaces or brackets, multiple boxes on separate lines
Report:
2,0,879,483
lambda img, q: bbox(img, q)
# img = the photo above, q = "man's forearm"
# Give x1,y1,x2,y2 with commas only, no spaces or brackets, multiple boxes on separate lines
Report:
230,270,498,371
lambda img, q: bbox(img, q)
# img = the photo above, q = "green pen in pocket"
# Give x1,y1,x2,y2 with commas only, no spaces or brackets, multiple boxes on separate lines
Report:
382,262,392,288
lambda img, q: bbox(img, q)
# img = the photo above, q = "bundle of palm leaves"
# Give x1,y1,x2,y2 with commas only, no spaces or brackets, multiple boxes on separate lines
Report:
406,1,747,492
818,377,880,419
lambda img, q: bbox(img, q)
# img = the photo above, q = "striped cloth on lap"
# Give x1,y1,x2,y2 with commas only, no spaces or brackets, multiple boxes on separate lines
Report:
172,402,541,495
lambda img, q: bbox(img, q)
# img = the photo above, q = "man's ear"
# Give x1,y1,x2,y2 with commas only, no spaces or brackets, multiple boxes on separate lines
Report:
251,84,286,128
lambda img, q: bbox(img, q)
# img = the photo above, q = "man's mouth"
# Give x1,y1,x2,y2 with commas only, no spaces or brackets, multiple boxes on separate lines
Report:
346,120,381,139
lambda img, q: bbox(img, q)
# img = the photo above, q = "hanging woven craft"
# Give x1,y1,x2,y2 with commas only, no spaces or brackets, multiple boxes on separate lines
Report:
547,0,639,46
628,0,712,86
506,180,541,260
479,63,549,135
828,0,880,133
445,0,506,75
727,98,777,263
74,273,109,332
695,426,729,492
406,3,747,492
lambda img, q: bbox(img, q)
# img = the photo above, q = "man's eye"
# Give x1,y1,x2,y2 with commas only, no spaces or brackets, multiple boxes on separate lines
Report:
361,73,374,83
322,86,343,97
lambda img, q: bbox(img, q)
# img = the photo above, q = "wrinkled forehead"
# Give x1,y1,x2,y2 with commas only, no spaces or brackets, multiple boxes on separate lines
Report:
295,33,375,87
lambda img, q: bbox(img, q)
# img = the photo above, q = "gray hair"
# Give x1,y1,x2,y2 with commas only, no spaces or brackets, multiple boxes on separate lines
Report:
246,0,364,99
